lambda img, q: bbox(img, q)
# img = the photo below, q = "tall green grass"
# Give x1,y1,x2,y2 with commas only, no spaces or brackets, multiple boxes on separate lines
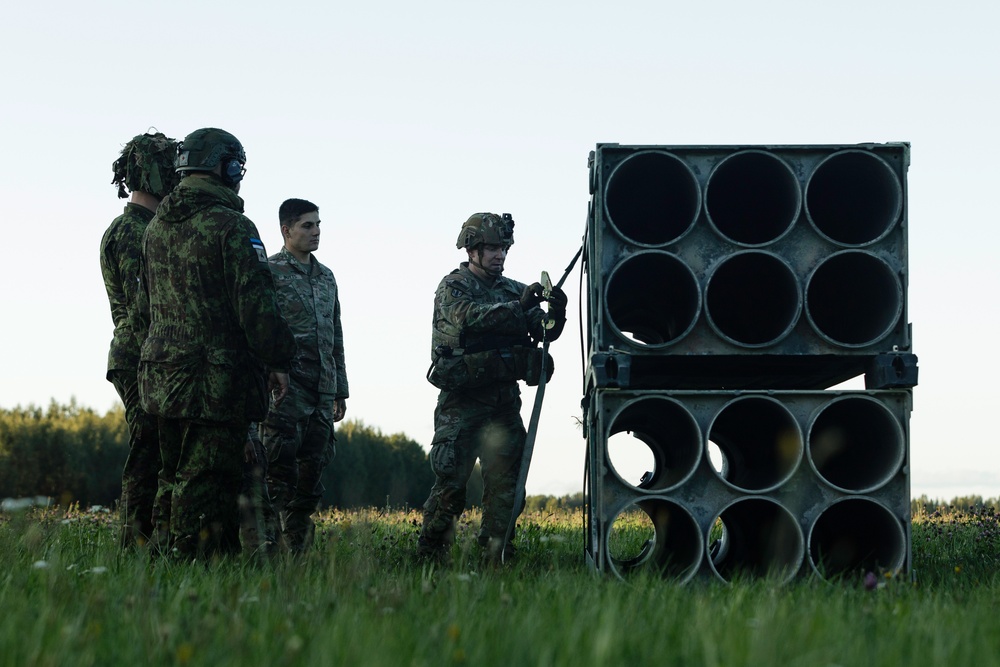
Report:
1,502,999,667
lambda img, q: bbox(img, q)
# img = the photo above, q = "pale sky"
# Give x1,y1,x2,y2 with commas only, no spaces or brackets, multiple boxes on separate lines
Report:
1,0,997,500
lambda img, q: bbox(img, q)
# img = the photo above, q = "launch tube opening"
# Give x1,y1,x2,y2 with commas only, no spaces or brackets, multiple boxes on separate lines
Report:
607,498,702,582
604,151,701,246
705,150,801,246
705,251,801,347
806,150,902,246
605,251,700,347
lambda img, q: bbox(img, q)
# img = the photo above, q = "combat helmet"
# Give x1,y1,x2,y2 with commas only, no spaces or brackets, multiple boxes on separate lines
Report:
111,131,179,199
175,127,247,186
456,212,515,250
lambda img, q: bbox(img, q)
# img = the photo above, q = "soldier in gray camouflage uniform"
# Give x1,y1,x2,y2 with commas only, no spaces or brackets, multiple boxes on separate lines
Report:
101,130,178,549
138,128,296,559
261,198,349,553
418,212,568,562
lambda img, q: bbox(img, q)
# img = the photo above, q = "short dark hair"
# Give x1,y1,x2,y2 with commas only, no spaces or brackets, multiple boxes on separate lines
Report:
279,198,319,228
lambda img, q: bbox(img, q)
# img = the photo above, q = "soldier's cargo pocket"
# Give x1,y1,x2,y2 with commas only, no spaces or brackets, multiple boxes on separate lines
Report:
426,355,470,391
429,422,461,477
138,339,204,419
462,350,510,387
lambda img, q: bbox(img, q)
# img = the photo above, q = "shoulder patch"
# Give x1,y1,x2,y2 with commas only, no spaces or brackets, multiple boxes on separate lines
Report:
444,277,470,298
250,238,268,263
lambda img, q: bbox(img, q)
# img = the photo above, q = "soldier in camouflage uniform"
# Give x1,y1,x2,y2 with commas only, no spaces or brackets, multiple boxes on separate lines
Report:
101,130,179,549
261,198,349,553
138,128,296,560
418,212,568,562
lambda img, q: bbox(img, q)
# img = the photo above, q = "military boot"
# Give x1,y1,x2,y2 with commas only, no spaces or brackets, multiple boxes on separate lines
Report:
282,510,316,554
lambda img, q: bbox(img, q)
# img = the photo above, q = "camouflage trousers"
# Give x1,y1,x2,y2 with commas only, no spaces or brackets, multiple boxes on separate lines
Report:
153,418,245,559
110,369,161,549
261,381,336,553
419,391,526,556
239,422,278,555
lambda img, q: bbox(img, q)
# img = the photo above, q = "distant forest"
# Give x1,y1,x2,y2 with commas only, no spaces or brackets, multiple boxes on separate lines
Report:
0,400,584,513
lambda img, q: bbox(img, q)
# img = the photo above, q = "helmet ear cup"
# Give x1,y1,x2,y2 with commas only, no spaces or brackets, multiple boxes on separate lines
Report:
221,158,245,185
148,163,164,198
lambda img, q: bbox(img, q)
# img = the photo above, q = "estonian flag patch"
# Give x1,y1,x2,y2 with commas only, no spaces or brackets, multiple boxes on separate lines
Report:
250,238,267,263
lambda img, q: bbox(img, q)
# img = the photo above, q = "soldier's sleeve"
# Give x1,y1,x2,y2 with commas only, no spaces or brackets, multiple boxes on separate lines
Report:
331,272,349,399
134,226,152,343
222,217,296,370
119,218,150,344
99,225,124,326
436,275,528,339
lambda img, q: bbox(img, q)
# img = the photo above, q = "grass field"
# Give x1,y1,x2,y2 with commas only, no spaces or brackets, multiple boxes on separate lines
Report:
1,501,999,667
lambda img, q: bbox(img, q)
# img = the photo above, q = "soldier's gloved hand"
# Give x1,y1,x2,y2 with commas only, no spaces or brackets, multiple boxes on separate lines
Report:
547,286,568,315
519,282,544,311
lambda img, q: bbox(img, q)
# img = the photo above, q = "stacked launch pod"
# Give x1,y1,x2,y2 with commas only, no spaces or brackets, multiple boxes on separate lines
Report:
581,144,918,583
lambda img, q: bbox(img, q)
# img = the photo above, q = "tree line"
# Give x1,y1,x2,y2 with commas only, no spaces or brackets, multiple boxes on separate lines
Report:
0,400,593,512
0,400,126,507
0,400,436,510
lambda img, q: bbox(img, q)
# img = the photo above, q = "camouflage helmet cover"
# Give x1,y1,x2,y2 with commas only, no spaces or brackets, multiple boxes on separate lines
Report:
456,212,515,250
175,127,246,174
111,131,179,199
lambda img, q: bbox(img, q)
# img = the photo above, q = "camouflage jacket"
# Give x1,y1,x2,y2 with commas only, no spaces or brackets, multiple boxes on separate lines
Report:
138,176,296,422
428,263,553,404
268,247,348,397
100,203,154,376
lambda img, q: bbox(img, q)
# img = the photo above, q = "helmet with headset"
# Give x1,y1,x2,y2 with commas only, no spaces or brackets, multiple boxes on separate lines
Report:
175,127,246,186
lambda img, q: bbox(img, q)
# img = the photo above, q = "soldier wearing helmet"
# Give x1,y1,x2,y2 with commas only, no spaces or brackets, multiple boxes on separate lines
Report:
418,212,568,563
137,127,296,559
173,127,247,189
100,130,180,549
